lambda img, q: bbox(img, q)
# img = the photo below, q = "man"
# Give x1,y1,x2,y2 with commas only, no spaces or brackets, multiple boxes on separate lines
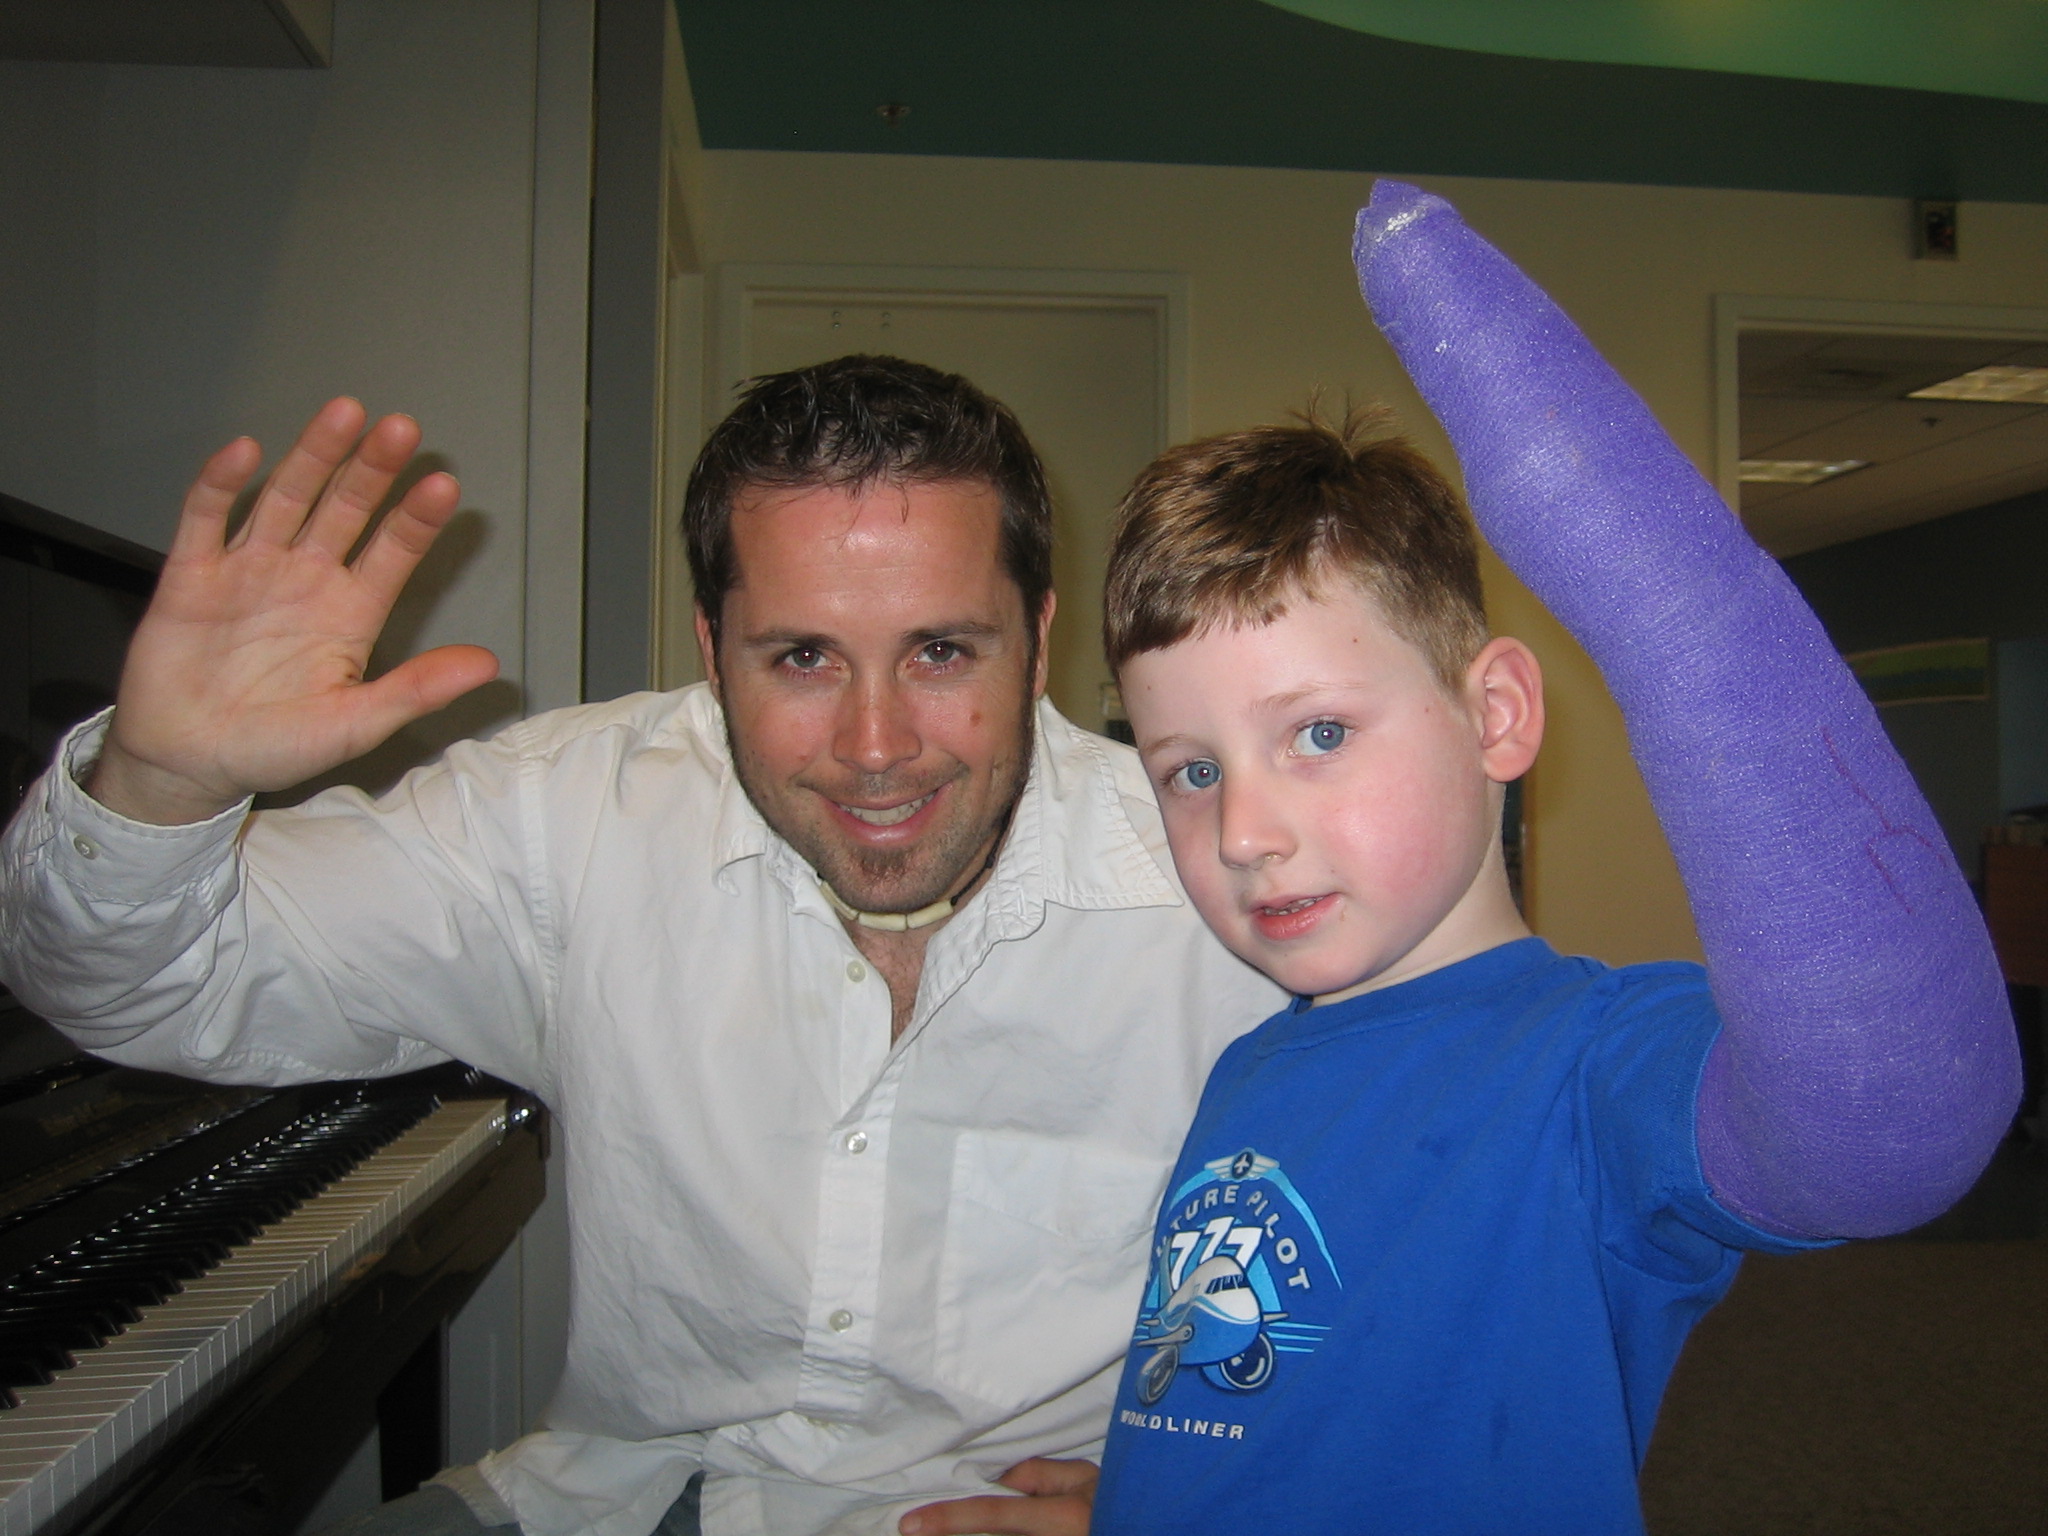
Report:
0,357,1283,1536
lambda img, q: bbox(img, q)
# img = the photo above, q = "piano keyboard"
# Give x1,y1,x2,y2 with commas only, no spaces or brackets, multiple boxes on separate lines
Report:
0,1096,508,1536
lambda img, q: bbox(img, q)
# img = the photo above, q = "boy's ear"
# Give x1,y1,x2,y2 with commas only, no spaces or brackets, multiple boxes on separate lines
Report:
1465,637,1544,784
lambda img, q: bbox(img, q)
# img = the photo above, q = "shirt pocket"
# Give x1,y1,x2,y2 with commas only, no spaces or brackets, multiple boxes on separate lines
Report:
933,1130,1169,1414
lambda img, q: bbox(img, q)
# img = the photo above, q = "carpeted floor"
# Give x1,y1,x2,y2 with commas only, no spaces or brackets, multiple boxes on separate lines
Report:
1640,1142,2048,1534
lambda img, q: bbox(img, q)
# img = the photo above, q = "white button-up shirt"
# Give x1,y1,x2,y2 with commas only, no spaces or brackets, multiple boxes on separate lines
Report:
0,688,1283,1536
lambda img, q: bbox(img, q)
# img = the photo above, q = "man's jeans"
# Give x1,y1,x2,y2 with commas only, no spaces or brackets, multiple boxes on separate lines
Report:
319,1471,703,1536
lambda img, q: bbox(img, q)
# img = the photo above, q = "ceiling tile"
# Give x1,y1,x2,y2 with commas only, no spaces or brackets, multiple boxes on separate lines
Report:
1739,396,1880,456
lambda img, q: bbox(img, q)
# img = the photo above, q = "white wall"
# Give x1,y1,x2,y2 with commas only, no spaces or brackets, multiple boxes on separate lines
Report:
691,150,2048,964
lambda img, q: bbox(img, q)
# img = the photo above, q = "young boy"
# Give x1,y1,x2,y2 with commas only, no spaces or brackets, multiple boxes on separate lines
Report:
1083,182,2018,1534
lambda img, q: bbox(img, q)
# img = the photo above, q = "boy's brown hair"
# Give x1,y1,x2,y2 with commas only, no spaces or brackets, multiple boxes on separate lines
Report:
1103,408,1488,691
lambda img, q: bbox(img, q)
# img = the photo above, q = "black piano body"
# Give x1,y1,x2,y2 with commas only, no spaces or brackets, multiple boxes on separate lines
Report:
0,999,547,1536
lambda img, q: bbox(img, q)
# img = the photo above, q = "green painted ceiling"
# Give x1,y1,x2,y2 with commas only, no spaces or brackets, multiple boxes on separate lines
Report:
674,1,2048,203
1269,1,2048,105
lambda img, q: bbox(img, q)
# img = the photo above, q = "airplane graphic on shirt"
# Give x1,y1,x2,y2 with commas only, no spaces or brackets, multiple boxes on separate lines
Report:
1126,1147,1341,1407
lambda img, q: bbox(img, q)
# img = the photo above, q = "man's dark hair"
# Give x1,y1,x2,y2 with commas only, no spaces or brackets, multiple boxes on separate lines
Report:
684,355,1054,643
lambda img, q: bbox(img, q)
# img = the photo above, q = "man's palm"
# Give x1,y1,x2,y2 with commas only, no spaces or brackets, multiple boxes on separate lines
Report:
90,398,498,824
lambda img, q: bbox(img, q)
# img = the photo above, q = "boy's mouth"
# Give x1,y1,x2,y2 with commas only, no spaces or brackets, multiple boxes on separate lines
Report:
1259,896,1320,916
1251,892,1336,940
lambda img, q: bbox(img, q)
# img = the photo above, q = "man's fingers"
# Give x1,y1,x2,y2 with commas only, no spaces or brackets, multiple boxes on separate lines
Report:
996,1460,1098,1499
350,470,464,601
231,396,372,549
296,412,426,561
898,1494,1092,1536
169,437,265,563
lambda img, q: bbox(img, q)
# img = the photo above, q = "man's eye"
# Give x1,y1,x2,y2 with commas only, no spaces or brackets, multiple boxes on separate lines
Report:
1295,720,1348,756
1169,759,1222,792
918,640,964,666
783,646,827,671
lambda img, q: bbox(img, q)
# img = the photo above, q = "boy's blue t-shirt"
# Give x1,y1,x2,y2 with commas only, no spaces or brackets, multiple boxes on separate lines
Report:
1091,937,1823,1536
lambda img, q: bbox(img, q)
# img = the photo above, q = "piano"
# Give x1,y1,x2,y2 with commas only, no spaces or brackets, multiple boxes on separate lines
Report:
0,997,546,1536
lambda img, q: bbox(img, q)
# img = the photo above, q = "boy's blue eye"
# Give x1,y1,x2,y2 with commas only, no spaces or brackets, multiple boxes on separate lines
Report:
1296,720,1348,755
1171,759,1222,792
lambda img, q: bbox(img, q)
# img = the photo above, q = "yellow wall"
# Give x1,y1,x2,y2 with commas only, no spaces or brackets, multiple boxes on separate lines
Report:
691,150,2048,966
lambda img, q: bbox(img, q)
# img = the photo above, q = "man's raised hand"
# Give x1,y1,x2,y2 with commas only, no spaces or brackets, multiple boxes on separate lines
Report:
87,398,499,825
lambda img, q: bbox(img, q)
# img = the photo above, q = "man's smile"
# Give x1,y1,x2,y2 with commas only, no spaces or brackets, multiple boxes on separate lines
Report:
836,790,939,827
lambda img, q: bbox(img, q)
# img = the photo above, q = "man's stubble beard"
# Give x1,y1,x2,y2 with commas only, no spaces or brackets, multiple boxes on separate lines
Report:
719,673,1039,916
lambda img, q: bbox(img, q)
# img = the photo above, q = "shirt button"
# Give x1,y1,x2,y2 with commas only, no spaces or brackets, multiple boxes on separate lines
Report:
72,834,100,860
846,959,867,983
828,1309,854,1333
844,1130,869,1155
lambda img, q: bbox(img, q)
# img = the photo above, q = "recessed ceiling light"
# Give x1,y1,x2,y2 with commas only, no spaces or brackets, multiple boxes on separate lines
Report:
1739,459,1870,485
1907,365,2048,404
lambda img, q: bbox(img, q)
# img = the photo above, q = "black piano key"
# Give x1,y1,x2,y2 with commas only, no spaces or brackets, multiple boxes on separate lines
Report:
94,1221,261,1255
0,1306,130,1344
88,1237,234,1268
163,1206,292,1236
22,1259,183,1295
0,1338,74,1386
0,1294,154,1343
210,1171,324,1202
0,1316,98,1351
3,1278,162,1312
5,1270,173,1305
1,1359,55,1390
63,1247,214,1282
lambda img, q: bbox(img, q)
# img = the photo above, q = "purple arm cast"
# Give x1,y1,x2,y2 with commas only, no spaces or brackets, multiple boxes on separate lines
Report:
1353,181,2018,1239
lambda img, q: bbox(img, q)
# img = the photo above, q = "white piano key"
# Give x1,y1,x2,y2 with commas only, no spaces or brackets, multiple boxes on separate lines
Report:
0,1420,109,1448
0,1099,505,1536
39,1466,69,1523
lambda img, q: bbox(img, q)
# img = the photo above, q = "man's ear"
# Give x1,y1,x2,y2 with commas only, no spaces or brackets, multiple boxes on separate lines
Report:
1030,591,1058,699
694,606,721,703
1465,636,1543,784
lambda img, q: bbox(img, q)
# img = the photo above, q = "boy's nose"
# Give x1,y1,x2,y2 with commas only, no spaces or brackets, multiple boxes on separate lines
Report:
1217,776,1294,870
834,675,921,776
